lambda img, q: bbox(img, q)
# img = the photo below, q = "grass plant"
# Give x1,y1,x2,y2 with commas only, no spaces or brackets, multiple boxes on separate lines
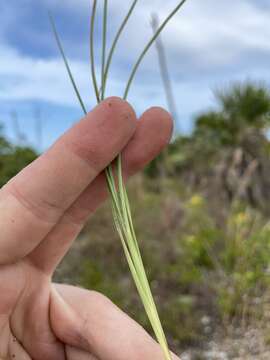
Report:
49,1,187,358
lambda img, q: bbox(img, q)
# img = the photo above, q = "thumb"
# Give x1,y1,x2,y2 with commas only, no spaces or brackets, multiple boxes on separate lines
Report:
50,284,181,360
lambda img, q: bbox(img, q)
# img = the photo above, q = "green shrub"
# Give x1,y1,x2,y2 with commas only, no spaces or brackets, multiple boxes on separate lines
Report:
0,130,37,187
57,179,270,350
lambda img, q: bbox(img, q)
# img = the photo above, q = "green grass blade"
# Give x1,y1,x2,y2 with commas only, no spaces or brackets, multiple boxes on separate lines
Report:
101,0,139,99
51,1,188,358
90,0,101,103
101,0,108,100
49,12,87,115
123,0,188,100
115,155,171,359
112,196,168,353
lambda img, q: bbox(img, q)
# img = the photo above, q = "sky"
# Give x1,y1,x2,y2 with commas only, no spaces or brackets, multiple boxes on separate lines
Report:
0,0,269,150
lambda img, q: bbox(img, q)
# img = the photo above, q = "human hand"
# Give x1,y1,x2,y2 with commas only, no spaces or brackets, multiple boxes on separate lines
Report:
0,97,179,360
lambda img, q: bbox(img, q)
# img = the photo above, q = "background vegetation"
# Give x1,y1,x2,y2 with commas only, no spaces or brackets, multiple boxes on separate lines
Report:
2,82,270,358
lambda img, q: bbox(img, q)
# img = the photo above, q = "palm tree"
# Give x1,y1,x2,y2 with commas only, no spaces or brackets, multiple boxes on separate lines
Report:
191,82,270,210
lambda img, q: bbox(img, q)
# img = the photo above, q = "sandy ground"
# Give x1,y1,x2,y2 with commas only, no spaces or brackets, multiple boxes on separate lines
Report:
180,328,270,360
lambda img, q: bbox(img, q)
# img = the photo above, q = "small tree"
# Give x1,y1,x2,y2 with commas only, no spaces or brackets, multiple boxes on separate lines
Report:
147,82,270,212
193,83,270,209
0,127,37,188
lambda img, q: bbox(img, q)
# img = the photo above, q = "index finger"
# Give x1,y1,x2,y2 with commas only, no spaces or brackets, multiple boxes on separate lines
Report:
0,97,136,264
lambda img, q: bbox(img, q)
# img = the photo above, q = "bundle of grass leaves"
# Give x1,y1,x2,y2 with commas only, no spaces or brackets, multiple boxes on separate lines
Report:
50,1,187,358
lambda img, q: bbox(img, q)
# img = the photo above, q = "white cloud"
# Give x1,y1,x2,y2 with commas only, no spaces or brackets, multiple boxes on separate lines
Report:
113,0,270,73
0,42,141,111
0,0,270,127
0,42,119,111
56,0,270,60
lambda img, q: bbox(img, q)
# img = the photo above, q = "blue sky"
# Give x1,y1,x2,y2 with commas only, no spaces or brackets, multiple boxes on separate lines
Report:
0,0,269,150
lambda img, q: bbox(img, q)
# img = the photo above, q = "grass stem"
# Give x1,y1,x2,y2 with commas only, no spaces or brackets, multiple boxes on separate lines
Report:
90,0,100,103
101,0,138,99
50,2,189,359
123,0,187,100
101,0,108,100
49,12,87,114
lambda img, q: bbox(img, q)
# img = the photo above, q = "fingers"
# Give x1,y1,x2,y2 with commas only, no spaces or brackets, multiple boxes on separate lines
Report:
67,107,173,222
0,97,136,264
65,346,99,360
29,108,173,274
50,285,180,360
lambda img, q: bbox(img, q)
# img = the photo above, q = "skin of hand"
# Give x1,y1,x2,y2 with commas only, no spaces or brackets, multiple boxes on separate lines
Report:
0,97,179,360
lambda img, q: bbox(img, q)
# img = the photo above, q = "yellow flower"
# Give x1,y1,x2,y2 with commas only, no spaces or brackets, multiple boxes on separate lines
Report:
189,195,204,207
186,235,196,244
234,212,249,226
